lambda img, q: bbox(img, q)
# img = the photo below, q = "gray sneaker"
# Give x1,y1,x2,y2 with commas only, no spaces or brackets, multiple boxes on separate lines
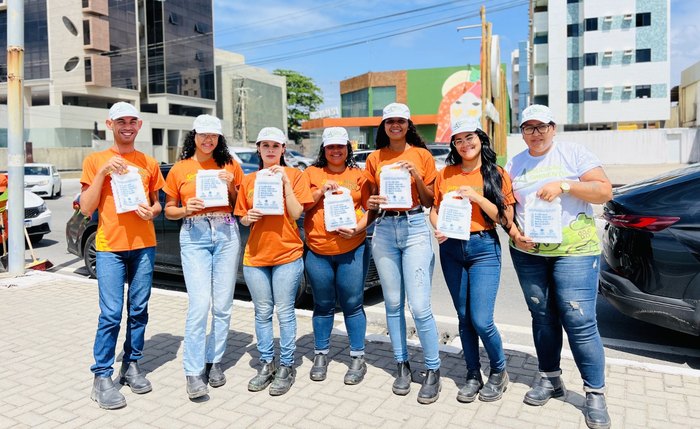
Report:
269,365,296,396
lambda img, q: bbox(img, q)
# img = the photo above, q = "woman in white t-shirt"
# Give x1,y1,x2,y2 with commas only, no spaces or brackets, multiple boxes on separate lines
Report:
506,105,613,429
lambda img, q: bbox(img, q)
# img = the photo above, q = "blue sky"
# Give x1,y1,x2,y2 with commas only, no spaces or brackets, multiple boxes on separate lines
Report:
213,0,698,111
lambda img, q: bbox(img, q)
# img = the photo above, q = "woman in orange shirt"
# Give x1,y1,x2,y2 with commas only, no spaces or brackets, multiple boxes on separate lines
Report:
234,127,313,396
303,127,374,385
429,120,514,404
163,115,243,400
365,103,442,404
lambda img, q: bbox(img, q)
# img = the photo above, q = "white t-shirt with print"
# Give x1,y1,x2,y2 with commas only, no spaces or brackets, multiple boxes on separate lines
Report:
505,140,602,257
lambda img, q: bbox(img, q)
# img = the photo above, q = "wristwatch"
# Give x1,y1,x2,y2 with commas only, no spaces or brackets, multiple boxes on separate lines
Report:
560,181,571,194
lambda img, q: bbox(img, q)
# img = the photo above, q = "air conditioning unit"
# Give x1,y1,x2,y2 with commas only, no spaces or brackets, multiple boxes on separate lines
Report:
623,14,633,20
604,16,613,22
623,86,632,91
623,49,633,56
604,86,614,93
604,51,613,58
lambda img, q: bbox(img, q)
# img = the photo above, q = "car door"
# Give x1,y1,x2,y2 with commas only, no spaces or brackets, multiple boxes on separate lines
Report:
154,165,183,270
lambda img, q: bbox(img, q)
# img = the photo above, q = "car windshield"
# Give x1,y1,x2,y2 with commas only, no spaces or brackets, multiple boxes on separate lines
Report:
25,166,50,176
236,152,260,165
429,147,450,157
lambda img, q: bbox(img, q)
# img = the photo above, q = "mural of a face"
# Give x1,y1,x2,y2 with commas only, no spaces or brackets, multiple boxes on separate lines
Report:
450,91,482,124
435,69,482,143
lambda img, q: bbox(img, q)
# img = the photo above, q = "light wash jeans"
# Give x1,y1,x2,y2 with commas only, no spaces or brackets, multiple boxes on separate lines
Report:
92,247,156,377
243,258,304,367
305,242,368,356
180,216,240,376
440,230,505,373
371,212,441,370
510,249,606,391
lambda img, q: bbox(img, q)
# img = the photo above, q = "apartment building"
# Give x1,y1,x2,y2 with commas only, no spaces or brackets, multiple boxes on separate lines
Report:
511,40,532,132
529,0,670,130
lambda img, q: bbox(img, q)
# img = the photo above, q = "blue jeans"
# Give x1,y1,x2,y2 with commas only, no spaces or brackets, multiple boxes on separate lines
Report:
510,249,606,391
305,243,368,356
92,247,156,377
243,258,304,367
440,230,505,373
180,216,241,376
371,213,441,370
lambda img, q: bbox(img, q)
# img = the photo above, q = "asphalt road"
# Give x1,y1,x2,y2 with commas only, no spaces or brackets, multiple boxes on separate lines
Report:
25,178,700,372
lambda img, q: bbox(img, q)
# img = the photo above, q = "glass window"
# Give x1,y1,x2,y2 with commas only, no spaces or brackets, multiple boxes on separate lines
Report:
533,33,548,44
584,88,598,101
636,48,651,63
108,0,138,90
585,18,598,31
84,57,92,82
584,53,598,66
341,89,369,117
635,85,651,98
63,16,78,36
567,0,580,3
371,86,396,116
567,24,580,37
83,20,90,45
567,57,580,70
636,12,651,27
568,90,580,104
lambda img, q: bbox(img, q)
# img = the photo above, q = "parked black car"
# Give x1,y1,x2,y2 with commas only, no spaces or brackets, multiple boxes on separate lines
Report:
599,164,700,336
65,164,380,303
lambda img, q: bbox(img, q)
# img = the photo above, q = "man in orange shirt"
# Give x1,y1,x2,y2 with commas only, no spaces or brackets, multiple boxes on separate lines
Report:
80,102,165,410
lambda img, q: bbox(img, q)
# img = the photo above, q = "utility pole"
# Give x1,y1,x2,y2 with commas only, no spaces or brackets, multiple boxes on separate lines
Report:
6,0,25,275
234,85,251,144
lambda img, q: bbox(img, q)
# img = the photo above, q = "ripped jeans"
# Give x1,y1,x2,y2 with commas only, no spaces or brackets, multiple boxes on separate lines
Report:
371,212,440,370
510,249,606,391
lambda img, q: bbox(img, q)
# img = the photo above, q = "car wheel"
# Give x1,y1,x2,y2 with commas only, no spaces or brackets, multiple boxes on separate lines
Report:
55,186,61,199
83,231,97,278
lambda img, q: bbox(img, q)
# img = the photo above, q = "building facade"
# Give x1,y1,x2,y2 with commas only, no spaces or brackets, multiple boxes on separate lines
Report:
529,0,670,130
511,41,532,132
302,65,509,155
0,0,217,163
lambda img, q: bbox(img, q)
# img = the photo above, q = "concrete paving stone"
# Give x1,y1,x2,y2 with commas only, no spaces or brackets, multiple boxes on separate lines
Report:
646,403,669,420
619,393,651,410
647,419,689,429
28,421,61,429
662,373,684,386
14,412,50,427
150,416,189,429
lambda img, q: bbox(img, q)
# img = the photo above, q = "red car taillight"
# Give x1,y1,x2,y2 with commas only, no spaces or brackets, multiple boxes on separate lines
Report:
603,213,680,232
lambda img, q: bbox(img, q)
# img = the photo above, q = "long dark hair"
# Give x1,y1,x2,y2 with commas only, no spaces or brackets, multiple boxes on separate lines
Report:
375,119,428,149
256,142,288,169
446,128,508,228
312,142,359,169
179,130,233,168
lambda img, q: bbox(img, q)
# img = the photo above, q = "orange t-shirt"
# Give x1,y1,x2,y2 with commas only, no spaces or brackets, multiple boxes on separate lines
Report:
303,165,370,256
234,167,313,266
433,164,515,232
163,157,244,214
80,147,165,252
364,146,437,210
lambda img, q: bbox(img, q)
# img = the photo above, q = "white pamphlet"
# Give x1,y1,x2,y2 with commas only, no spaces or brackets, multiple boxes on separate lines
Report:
196,169,229,208
379,163,412,209
110,166,148,214
253,169,284,215
324,187,357,231
437,191,472,240
524,194,563,243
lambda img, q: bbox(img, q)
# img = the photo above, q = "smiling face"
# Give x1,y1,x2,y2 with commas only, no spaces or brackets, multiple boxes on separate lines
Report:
195,133,219,156
324,144,348,167
521,120,556,156
257,140,285,168
383,117,408,142
107,116,142,146
452,131,481,163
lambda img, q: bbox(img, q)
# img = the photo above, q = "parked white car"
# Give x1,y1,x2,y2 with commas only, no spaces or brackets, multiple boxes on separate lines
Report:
4,190,52,244
24,163,62,199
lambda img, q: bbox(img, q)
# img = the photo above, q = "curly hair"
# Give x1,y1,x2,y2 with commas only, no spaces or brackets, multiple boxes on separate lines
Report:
312,142,360,169
375,119,428,150
445,128,509,228
179,130,233,168
255,142,288,169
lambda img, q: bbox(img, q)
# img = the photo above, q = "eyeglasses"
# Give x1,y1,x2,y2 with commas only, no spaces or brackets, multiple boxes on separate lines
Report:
385,118,407,125
197,133,219,142
521,124,551,135
453,134,477,145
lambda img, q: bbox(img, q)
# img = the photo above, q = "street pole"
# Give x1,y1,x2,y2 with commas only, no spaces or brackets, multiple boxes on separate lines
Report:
7,0,25,275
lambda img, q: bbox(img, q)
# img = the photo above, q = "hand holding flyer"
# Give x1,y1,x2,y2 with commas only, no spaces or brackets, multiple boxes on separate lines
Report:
437,191,472,240
110,166,148,214
379,163,412,209
524,194,563,243
324,186,357,232
253,169,284,215
196,169,229,208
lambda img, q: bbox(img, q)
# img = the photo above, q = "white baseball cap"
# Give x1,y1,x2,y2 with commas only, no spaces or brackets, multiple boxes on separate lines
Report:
193,114,222,135
255,127,287,145
109,102,140,120
322,127,349,147
451,118,481,137
520,104,555,126
382,102,411,120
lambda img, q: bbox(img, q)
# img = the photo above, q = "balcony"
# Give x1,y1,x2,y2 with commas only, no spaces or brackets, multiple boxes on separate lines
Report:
82,0,108,16
533,78,549,96
534,44,549,65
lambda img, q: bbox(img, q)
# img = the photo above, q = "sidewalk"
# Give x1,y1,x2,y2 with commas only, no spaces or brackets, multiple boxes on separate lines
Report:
1,271,699,429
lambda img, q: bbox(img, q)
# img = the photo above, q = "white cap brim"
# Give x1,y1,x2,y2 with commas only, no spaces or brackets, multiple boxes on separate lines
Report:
323,138,347,147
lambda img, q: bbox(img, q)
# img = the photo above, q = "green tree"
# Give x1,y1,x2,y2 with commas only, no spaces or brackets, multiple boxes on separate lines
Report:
274,69,323,144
